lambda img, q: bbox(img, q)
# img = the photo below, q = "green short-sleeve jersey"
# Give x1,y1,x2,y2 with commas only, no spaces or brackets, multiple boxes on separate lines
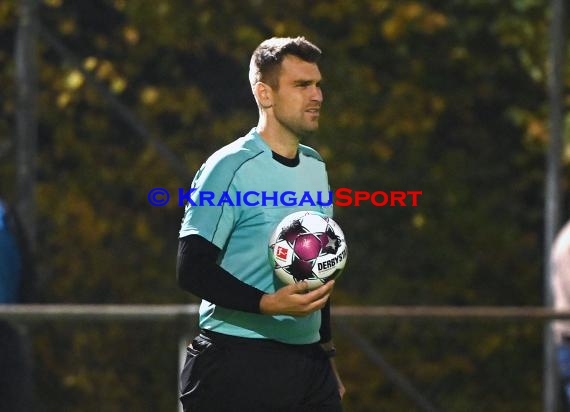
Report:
179,128,332,344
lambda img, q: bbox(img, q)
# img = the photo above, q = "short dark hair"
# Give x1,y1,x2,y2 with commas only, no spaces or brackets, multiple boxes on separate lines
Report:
249,36,322,89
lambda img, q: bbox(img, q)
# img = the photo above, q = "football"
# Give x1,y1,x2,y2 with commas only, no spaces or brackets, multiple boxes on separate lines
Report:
268,211,348,290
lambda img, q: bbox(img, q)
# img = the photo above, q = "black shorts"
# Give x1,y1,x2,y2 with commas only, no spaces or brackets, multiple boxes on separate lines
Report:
179,330,342,412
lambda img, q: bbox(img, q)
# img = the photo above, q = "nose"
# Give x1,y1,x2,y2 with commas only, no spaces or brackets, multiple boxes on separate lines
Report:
312,85,323,103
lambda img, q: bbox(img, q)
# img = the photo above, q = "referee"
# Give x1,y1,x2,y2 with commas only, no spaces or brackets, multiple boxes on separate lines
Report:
177,36,344,412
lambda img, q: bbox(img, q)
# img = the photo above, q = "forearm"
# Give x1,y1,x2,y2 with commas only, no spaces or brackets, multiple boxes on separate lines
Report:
177,235,265,313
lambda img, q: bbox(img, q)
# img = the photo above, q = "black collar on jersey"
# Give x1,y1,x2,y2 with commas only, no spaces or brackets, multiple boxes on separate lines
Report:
272,150,300,167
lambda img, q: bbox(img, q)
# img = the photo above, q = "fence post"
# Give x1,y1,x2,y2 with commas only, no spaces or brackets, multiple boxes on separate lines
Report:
544,0,567,411
15,0,39,249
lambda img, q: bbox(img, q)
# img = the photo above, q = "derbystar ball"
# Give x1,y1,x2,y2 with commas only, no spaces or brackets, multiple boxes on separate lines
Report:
268,211,348,290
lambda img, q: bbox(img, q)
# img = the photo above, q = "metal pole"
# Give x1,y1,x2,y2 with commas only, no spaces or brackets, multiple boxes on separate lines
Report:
544,0,567,410
15,0,39,249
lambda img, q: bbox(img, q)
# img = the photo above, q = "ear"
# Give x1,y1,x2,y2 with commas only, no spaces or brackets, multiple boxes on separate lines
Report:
253,82,273,108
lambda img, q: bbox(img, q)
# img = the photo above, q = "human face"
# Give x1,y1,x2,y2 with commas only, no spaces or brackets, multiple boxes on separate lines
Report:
270,55,323,138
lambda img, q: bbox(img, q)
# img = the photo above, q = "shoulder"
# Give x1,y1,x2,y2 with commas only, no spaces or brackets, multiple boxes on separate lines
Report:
0,199,6,220
201,134,265,176
298,144,324,163
190,134,266,191
553,221,570,261
0,200,16,231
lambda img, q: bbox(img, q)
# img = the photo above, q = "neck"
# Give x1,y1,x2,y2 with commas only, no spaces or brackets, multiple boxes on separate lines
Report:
256,114,299,159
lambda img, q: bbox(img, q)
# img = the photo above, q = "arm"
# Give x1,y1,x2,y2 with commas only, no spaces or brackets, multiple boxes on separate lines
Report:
177,234,334,316
177,234,264,313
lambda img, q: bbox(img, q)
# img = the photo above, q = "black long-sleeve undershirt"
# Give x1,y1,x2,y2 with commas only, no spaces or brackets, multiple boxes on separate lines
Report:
176,234,331,342
177,234,265,314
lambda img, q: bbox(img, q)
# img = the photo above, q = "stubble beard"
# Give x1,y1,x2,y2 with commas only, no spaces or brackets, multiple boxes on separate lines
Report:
276,115,319,141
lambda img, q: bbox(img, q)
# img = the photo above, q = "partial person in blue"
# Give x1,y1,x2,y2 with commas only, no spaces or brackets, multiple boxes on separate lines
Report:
1,201,22,302
0,196,35,412
552,219,570,410
177,37,345,412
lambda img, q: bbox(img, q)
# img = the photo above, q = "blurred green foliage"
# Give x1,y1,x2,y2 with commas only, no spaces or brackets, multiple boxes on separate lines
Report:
1,0,569,410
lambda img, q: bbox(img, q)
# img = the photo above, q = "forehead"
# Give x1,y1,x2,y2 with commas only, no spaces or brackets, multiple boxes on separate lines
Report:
278,55,321,84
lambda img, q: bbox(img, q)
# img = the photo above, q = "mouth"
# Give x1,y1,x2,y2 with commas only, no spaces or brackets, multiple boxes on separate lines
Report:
306,108,320,115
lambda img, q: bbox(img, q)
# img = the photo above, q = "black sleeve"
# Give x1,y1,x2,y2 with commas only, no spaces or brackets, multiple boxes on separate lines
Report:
319,298,332,343
176,234,266,314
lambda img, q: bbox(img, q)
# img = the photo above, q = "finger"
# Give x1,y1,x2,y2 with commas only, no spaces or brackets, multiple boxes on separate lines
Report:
315,295,331,311
291,280,309,294
305,280,335,300
320,279,335,291
306,291,331,312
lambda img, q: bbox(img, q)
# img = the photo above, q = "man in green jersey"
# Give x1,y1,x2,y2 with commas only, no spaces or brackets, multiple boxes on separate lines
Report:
178,36,344,412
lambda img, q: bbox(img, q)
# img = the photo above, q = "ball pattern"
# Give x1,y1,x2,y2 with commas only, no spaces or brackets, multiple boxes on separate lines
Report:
268,211,348,290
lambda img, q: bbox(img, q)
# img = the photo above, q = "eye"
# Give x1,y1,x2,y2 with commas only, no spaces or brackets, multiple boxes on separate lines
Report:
294,81,313,88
